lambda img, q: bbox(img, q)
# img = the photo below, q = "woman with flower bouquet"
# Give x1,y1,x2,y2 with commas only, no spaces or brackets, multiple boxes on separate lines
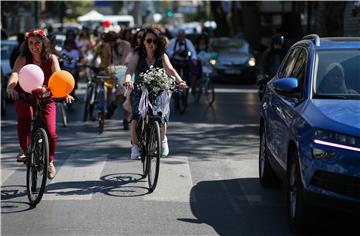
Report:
123,27,188,159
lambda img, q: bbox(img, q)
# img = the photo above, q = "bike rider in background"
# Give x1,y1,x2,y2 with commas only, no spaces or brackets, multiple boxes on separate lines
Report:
256,33,287,100
167,29,197,87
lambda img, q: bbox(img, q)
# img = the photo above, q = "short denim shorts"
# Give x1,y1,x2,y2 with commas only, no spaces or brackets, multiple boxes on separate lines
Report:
130,92,170,124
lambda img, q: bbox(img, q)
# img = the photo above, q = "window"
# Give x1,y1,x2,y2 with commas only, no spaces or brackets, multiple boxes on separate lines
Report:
278,48,302,78
290,49,307,98
314,49,360,99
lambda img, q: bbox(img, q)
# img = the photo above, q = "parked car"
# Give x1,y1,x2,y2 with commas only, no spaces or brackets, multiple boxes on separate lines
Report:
209,37,256,83
1,40,17,116
259,35,360,233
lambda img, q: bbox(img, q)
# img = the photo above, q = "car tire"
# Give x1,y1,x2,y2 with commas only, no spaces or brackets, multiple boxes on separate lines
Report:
259,127,280,187
287,150,311,233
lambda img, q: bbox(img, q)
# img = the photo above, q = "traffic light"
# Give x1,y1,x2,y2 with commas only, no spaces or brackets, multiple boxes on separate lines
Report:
167,10,173,17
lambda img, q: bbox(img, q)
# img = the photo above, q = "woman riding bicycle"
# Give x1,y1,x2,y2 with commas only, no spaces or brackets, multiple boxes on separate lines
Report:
123,27,187,159
6,28,74,179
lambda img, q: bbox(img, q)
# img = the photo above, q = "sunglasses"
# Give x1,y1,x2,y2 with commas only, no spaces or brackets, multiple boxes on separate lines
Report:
26,29,46,39
137,35,143,39
145,38,157,45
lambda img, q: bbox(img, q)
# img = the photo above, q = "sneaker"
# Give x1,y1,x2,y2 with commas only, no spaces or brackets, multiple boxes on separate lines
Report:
162,136,169,157
130,145,141,160
48,161,57,180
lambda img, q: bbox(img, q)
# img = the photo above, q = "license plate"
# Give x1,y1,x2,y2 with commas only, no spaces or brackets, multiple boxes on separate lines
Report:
227,69,241,74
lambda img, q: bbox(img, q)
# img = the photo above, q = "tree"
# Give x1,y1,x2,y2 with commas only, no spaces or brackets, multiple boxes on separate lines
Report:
239,2,262,50
314,1,347,36
210,1,230,36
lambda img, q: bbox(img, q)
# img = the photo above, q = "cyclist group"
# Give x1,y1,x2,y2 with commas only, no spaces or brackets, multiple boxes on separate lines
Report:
5,24,217,180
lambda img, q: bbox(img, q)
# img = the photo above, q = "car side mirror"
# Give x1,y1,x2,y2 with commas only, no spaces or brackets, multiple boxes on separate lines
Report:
272,77,298,94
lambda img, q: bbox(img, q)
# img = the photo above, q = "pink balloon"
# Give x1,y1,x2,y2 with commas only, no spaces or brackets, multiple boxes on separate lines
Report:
18,64,44,93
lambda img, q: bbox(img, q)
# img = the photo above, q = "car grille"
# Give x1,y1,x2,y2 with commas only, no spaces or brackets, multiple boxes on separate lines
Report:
310,171,360,199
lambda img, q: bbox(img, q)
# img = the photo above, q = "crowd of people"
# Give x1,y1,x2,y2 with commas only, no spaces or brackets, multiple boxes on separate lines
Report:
5,23,219,179
5,21,292,180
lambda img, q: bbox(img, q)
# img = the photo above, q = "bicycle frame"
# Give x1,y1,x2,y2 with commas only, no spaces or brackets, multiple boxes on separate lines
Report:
136,93,163,186
19,92,51,206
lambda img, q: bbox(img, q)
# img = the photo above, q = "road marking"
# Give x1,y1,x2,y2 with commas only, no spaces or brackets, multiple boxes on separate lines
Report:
215,88,258,93
144,156,194,202
1,153,23,185
43,153,108,201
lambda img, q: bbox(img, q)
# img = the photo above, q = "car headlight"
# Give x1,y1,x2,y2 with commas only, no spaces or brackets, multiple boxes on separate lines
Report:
313,129,360,155
248,57,256,67
210,59,216,66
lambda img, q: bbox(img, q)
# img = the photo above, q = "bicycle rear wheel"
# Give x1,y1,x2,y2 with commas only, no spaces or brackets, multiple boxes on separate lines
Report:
26,128,49,206
146,121,161,192
206,79,215,106
97,88,105,134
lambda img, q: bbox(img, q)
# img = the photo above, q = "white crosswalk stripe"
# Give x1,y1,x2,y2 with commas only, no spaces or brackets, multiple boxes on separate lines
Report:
43,153,108,201
144,156,194,202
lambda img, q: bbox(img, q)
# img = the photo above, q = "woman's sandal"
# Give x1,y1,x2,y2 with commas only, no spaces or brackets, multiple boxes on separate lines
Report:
16,153,26,162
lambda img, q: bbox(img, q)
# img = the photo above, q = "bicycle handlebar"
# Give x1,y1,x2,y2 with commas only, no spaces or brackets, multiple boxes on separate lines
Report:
18,90,66,104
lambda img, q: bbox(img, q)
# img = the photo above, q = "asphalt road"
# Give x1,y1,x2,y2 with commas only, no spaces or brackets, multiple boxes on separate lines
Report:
1,83,355,235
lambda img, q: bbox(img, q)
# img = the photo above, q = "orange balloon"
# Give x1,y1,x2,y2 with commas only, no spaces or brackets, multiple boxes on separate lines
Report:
48,70,75,98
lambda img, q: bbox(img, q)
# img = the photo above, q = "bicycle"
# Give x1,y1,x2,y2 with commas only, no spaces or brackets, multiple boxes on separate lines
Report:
171,60,189,114
95,75,114,134
78,64,114,133
19,89,59,206
192,70,215,106
135,91,163,193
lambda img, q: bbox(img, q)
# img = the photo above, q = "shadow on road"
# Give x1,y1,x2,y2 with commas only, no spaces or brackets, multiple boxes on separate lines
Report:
1,185,32,213
1,173,150,214
178,178,359,235
45,172,150,198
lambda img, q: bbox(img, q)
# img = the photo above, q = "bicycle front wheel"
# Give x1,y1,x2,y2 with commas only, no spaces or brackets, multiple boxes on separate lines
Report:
83,83,95,121
146,121,161,192
26,128,49,206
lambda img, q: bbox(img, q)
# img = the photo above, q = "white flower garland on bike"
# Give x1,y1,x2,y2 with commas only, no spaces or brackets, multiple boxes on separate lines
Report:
138,66,176,119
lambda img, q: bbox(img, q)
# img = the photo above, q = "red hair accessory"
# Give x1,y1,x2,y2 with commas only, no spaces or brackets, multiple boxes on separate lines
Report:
25,29,46,39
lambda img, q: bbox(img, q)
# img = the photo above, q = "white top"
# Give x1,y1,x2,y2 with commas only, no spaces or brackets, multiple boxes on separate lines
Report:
167,38,197,61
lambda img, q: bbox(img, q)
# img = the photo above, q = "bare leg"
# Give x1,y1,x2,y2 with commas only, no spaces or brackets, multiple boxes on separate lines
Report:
130,120,138,145
160,123,167,139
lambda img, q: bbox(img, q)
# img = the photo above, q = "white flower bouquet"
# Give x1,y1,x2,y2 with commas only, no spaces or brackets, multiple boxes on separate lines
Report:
138,66,175,118
139,66,176,95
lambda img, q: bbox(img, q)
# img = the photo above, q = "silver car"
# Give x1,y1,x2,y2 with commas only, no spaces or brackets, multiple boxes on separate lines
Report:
210,37,256,83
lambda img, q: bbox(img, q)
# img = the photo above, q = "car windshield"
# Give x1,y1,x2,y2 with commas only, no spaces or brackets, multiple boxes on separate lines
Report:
313,49,360,100
211,38,249,54
1,42,16,60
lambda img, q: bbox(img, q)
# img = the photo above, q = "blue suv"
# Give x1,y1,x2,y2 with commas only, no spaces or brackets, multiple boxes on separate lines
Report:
258,34,360,232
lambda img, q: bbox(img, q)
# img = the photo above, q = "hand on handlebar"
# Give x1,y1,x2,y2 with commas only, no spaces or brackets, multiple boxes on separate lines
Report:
178,81,188,90
6,87,19,101
65,94,74,103
123,80,133,90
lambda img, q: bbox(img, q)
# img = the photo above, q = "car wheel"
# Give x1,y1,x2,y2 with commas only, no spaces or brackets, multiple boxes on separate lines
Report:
287,150,311,233
259,127,279,187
